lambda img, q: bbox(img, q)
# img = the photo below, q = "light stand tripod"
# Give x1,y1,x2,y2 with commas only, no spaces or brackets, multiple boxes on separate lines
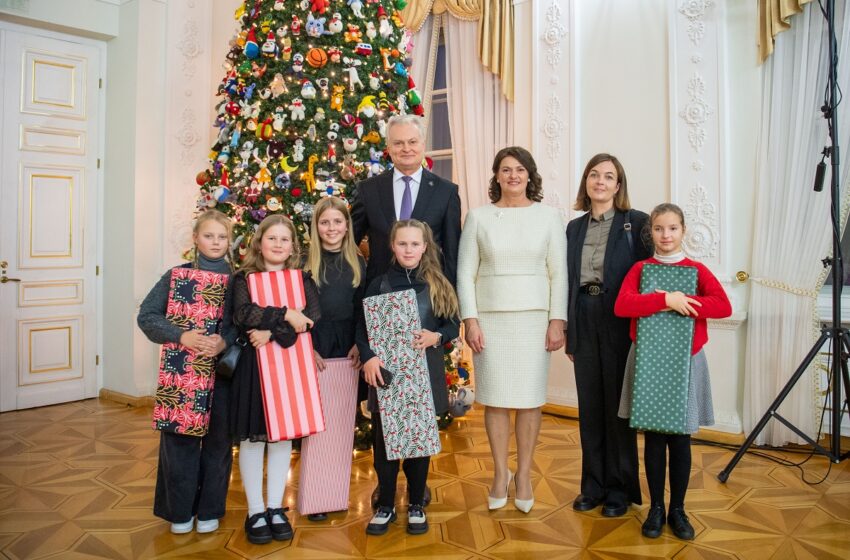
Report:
718,0,848,482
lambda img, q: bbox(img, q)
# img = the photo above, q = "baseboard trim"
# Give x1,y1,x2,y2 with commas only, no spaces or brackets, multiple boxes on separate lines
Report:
98,388,154,408
542,403,746,445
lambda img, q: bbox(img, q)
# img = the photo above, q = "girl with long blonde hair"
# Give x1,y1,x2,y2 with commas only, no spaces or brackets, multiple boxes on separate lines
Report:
356,219,459,537
297,197,366,522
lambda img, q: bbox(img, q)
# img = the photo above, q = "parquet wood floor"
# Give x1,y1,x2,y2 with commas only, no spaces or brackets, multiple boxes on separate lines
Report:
1,399,848,559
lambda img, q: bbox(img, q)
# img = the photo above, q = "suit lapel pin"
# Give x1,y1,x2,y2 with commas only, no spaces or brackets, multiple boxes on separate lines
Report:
428,180,434,186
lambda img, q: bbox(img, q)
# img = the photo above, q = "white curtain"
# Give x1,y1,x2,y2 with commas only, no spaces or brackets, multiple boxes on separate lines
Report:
744,2,850,445
409,16,435,110
444,16,513,215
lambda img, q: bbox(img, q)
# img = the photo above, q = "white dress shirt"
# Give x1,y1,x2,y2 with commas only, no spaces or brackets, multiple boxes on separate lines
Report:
392,167,423,219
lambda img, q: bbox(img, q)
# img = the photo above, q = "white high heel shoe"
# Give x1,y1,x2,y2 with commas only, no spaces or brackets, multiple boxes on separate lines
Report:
487,471,514,510
514,478,534,513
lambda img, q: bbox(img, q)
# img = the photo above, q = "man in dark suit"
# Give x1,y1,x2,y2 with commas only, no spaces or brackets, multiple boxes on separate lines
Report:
351,114,461,285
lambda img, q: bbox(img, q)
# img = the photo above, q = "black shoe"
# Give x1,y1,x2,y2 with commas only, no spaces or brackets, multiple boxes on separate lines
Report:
307,512,328,522
366,506,396,536
267,507,293,541
641,505,666,538
244,512,273,545
407,505,428,535
601,499,628,517
572,494,602,512
668,507,695,540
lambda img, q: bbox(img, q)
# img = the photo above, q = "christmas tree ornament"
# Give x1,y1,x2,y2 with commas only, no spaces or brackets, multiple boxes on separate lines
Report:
289,98,306,120
306,47,328,68
291,14,302,35
316,77,329,94
273,0,285,10
369,71,381,90
379,47,392,70
267,139,286,159
327,122,340,140
365,21,377,40
342,137,358,153
292,187,303,197
255,117,274,140
272,106,287,131
261,31,278,57
306,123,318,141
330,85,345,111
327,46,342,63
279,35,293,60
196,170,212,185
378,7,393,39
314,107,327,121
280,156,299,173
343,57,364,91
340,113,356,128
357,95,377,118
355,117,364,138
327,13,343,34
327,142,337,163
266,197,282,211
306,13,329,37
244,25,260,58
301,79,317,99
344,24,362,43
269,72,288,97
274,172,292,190
293,138,306,162
291,53,305,78
362,130,381,144
310,0,331,15
395,0,408,9
347,0,365,18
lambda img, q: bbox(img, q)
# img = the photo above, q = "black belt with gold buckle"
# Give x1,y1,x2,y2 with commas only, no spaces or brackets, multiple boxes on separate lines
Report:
580,283,606,296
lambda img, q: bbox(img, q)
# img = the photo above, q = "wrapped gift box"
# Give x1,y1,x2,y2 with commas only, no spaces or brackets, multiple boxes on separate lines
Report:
362,289,440,461
153,268,229,437
631,264,698,434
248,270,324,442
297,357,359,515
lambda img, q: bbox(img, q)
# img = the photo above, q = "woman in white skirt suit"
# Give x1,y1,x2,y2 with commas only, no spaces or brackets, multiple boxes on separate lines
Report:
457,146,567,513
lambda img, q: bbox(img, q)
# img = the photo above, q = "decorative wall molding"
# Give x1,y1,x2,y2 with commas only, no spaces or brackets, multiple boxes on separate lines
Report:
669,0,724,270
162,1,212,266
532,0,571,217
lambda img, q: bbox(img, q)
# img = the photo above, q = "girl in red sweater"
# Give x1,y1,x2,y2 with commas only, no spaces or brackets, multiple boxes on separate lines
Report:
614,203,731,541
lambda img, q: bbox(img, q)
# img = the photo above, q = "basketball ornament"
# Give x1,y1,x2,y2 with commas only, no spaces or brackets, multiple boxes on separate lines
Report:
306,47,328,68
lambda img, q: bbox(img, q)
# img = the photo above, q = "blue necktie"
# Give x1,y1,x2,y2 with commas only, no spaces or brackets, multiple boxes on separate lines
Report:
399,176,413,220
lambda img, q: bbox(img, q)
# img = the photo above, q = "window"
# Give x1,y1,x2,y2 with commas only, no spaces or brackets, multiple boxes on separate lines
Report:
423,23,452,182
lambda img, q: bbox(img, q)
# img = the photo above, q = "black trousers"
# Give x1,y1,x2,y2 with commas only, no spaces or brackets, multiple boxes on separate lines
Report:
573,293,641,505
372,412,430,508
153,379,233,523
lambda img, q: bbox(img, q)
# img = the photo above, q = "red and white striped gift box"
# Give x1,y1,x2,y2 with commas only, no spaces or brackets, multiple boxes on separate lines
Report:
247,270,325,442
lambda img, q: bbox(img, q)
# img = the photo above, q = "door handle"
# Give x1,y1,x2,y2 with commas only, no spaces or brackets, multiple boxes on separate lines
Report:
1,276,21,283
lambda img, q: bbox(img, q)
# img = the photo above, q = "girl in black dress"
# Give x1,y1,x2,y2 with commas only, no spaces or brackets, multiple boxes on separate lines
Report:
229,215,320,545
298,196,366,521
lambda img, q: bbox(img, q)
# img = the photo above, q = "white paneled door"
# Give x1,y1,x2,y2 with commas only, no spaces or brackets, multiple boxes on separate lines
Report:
0,23,104,411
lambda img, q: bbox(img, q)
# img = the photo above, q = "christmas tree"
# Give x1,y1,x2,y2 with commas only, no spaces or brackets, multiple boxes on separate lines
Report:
196,0,421,254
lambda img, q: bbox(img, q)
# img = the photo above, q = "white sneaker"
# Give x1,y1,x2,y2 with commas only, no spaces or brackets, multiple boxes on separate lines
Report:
170,519,194,534
196,518,219,533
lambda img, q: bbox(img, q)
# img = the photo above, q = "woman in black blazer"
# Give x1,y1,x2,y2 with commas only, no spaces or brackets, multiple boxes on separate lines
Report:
565,153,650,517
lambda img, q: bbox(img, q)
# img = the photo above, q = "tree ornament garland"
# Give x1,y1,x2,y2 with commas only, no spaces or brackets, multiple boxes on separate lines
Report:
198,0,423,253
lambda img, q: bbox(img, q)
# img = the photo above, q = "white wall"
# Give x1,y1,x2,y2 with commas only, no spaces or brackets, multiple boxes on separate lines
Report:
512,0,760,433
0,0,119,39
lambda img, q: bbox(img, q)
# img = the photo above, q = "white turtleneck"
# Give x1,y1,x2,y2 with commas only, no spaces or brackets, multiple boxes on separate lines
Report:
653,251,686,264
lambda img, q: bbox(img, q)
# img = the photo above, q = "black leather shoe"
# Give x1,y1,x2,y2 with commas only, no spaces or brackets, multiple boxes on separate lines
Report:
572,494,602,512
244,512,272,545
267,507,293,541
307,512,328,522
668,507,695,540
601,500,628,517
641,505,666,538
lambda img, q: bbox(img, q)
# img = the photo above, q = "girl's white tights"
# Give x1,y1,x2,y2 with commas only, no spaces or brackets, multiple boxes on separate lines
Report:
239,439,293,524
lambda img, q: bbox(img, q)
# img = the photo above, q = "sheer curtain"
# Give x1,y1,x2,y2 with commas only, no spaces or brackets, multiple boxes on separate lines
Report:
409,17,436,111
744,2,850,445
443,16,513,214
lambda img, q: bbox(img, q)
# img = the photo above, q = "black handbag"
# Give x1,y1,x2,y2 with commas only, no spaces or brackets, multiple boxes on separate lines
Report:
216,337,247,380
